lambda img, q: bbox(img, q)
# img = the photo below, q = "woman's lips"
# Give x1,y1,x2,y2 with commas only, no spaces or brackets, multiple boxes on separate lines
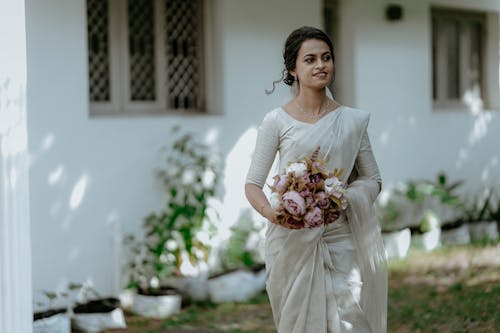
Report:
314,72,328,78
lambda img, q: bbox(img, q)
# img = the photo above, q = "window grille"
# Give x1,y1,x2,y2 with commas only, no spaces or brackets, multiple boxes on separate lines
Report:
87,0,111,102
165,0,203,110
86,0,205,115
128,0,156,101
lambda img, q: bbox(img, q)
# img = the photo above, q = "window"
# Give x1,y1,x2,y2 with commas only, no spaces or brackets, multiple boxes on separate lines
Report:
431,7,499,110
86,0,205,116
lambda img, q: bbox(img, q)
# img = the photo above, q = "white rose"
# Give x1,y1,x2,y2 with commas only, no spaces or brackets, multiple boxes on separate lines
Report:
165,239,178,251
150,277,160,289
324,177,344,198
286,162,307,177
182,169,195,185
269,192,281,210
202,169,215,188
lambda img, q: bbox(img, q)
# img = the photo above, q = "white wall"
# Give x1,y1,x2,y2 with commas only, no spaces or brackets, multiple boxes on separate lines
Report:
1,1,33,331
337,0,500,192
26,0,322,301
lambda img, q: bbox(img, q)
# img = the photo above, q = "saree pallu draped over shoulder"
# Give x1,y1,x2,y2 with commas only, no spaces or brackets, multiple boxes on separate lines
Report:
247,106,387,333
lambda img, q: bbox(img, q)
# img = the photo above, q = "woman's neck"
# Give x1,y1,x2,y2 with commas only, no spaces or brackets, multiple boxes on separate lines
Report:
295,88,328,113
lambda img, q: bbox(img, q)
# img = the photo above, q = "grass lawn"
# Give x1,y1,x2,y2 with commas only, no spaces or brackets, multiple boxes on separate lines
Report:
104,242,499,333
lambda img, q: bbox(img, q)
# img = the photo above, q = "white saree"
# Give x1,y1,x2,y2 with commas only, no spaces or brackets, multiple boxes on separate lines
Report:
246,105,387,333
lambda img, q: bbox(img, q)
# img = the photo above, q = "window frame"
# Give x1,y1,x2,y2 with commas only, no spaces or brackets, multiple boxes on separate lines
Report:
431,6,500,112
87,0,207,116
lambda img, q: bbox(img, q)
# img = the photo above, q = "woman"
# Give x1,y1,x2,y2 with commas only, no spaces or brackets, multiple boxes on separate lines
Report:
245,27,387,333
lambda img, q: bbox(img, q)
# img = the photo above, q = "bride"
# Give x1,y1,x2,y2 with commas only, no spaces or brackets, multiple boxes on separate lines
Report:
245,26,387,333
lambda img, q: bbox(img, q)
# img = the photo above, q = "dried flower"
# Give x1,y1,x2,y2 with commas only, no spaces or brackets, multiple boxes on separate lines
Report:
268,148,347,228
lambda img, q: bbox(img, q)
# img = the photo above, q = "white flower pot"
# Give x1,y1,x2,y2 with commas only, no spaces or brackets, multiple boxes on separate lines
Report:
411,228,441,251
441,224,471,246
131,292,182,319
207,268,266,303
469,221,499,241
33,312,71,333
404,200,425,227
382,228,411,259
72,307,126,332
165,275,209,301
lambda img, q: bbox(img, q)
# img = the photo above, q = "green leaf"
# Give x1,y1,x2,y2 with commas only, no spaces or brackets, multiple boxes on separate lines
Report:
43,291,58,300
242,251,256,268
68,282,83,290
438,173,446,186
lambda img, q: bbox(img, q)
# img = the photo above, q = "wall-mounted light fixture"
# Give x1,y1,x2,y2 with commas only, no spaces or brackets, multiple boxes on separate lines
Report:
386,4,403,21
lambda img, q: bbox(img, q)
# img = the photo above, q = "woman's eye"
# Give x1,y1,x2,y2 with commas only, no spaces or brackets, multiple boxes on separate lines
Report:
323,55,331,61
305,58,313,63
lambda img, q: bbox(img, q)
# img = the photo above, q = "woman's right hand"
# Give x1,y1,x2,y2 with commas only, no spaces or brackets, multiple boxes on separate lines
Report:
263,206,281,224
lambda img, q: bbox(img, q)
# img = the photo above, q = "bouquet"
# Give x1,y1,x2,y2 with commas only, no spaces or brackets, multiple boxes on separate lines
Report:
269,147,348,228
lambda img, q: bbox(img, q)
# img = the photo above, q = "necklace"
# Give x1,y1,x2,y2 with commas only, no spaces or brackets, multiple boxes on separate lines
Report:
295,99,331,121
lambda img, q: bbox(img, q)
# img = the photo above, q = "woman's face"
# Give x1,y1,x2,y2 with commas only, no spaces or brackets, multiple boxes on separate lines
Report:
291,38,334,90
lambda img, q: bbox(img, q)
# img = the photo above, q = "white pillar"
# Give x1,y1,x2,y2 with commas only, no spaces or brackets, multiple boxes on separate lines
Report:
0,1,33,332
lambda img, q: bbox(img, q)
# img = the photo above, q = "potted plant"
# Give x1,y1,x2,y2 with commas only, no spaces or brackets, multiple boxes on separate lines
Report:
376,193,411,260
468,190,499,242
398,179,441,251
124,229,184,319
207,209,266,302
404,180,433,224
428,172,463,221
124,126,220,318
33,290,71,333
410,209,441,251
440,214,471,246
70,282,126,332
429,172,469,246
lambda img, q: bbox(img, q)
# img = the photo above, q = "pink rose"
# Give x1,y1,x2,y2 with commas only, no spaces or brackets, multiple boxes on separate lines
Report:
282,191,306,216
314,191,330,209
273,174,289,193
309,173,322,184
304,174,319,192
301,173,311,185
299,189,315,206
304,207,323,228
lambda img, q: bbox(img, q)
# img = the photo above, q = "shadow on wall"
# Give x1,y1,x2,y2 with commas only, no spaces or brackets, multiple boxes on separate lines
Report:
375,88,497,190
